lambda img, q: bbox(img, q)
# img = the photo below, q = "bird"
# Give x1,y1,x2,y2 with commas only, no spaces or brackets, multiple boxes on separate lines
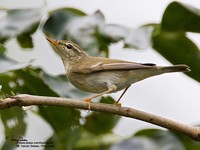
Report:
46,37,190,110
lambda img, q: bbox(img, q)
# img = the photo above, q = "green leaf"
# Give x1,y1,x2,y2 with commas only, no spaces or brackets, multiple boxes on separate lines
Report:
0,8,43,48
161,2,200,32
44,135,56,150
43,9,108,56
0,44,6,54
0,67,59,98
135,129,200,150
17,34,33,49
111,129,200,150
0,107,26,149
43,8,86,39
43,8,132,57
149,2,200,83
13,68,59,96
112,129,198,150
38,106,81,150
1,140,16,150
172,130,200,150
0,107,26,137
153,32,200,82
84,97,120,135
0,72,17,98
74,131,121,150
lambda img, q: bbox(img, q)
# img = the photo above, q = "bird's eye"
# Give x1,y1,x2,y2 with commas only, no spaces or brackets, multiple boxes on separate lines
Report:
66,44,73,49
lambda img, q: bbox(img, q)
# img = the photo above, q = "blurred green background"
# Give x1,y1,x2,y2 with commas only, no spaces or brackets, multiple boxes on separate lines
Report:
0,0,200,149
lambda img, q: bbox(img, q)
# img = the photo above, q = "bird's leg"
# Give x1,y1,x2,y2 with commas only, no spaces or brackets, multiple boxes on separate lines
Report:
114,85,131,107
82,82,117,110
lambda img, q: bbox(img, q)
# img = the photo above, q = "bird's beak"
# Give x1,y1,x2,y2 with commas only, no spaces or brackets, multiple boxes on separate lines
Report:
46,37,59,46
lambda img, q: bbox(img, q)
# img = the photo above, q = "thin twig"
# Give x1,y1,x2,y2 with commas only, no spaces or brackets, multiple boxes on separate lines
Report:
1,94,200,141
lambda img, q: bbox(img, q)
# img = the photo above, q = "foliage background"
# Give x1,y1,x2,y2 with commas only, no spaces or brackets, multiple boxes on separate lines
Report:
0,0,200,149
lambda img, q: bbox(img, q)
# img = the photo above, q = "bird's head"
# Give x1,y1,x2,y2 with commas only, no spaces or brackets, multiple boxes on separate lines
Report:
46,37,88,64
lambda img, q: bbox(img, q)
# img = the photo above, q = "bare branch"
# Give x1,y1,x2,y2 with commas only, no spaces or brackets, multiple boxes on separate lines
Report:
1,94,200,141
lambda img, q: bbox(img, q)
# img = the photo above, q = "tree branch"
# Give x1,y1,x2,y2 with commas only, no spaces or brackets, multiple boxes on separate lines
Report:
1,94,200,141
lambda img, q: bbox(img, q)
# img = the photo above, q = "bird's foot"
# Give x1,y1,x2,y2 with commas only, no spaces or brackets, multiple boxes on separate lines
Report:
81,98,92,111
114,102,121,107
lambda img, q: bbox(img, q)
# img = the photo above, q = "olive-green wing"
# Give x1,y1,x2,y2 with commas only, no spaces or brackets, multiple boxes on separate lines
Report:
73,60,156,73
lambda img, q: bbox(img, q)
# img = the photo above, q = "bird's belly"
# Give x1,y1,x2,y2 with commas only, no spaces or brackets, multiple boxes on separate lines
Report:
68,71,136,93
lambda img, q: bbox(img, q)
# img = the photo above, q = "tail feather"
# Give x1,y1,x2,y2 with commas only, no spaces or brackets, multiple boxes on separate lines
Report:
159,65,190,73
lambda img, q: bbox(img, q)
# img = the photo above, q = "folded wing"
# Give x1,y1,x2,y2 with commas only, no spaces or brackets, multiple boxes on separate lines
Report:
73,61,156,73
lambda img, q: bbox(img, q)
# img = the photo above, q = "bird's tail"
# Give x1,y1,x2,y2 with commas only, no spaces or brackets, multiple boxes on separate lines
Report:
158,65,190,73
129,64,190,83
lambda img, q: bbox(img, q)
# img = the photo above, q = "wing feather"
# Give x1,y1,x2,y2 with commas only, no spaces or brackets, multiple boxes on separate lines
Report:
73,59,156,73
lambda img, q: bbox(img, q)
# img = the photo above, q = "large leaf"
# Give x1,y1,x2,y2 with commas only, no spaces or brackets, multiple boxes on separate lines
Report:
111,129,200,150
74,131,122,150
161,2,200,32
0,44,6,54
0,66,59,99
43,8,107,56
172,130,200,150
0,7,44,48
43,8,86,38
38,106,81,150
151,1,200,82
43,8,134,57
153,32,200,82
0,107,26,149
0,67,57,147
14,68,59,96
83,97,120,135
0,66,59,149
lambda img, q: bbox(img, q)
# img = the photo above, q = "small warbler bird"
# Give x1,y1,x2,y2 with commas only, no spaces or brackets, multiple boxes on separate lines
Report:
46,37,190,110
